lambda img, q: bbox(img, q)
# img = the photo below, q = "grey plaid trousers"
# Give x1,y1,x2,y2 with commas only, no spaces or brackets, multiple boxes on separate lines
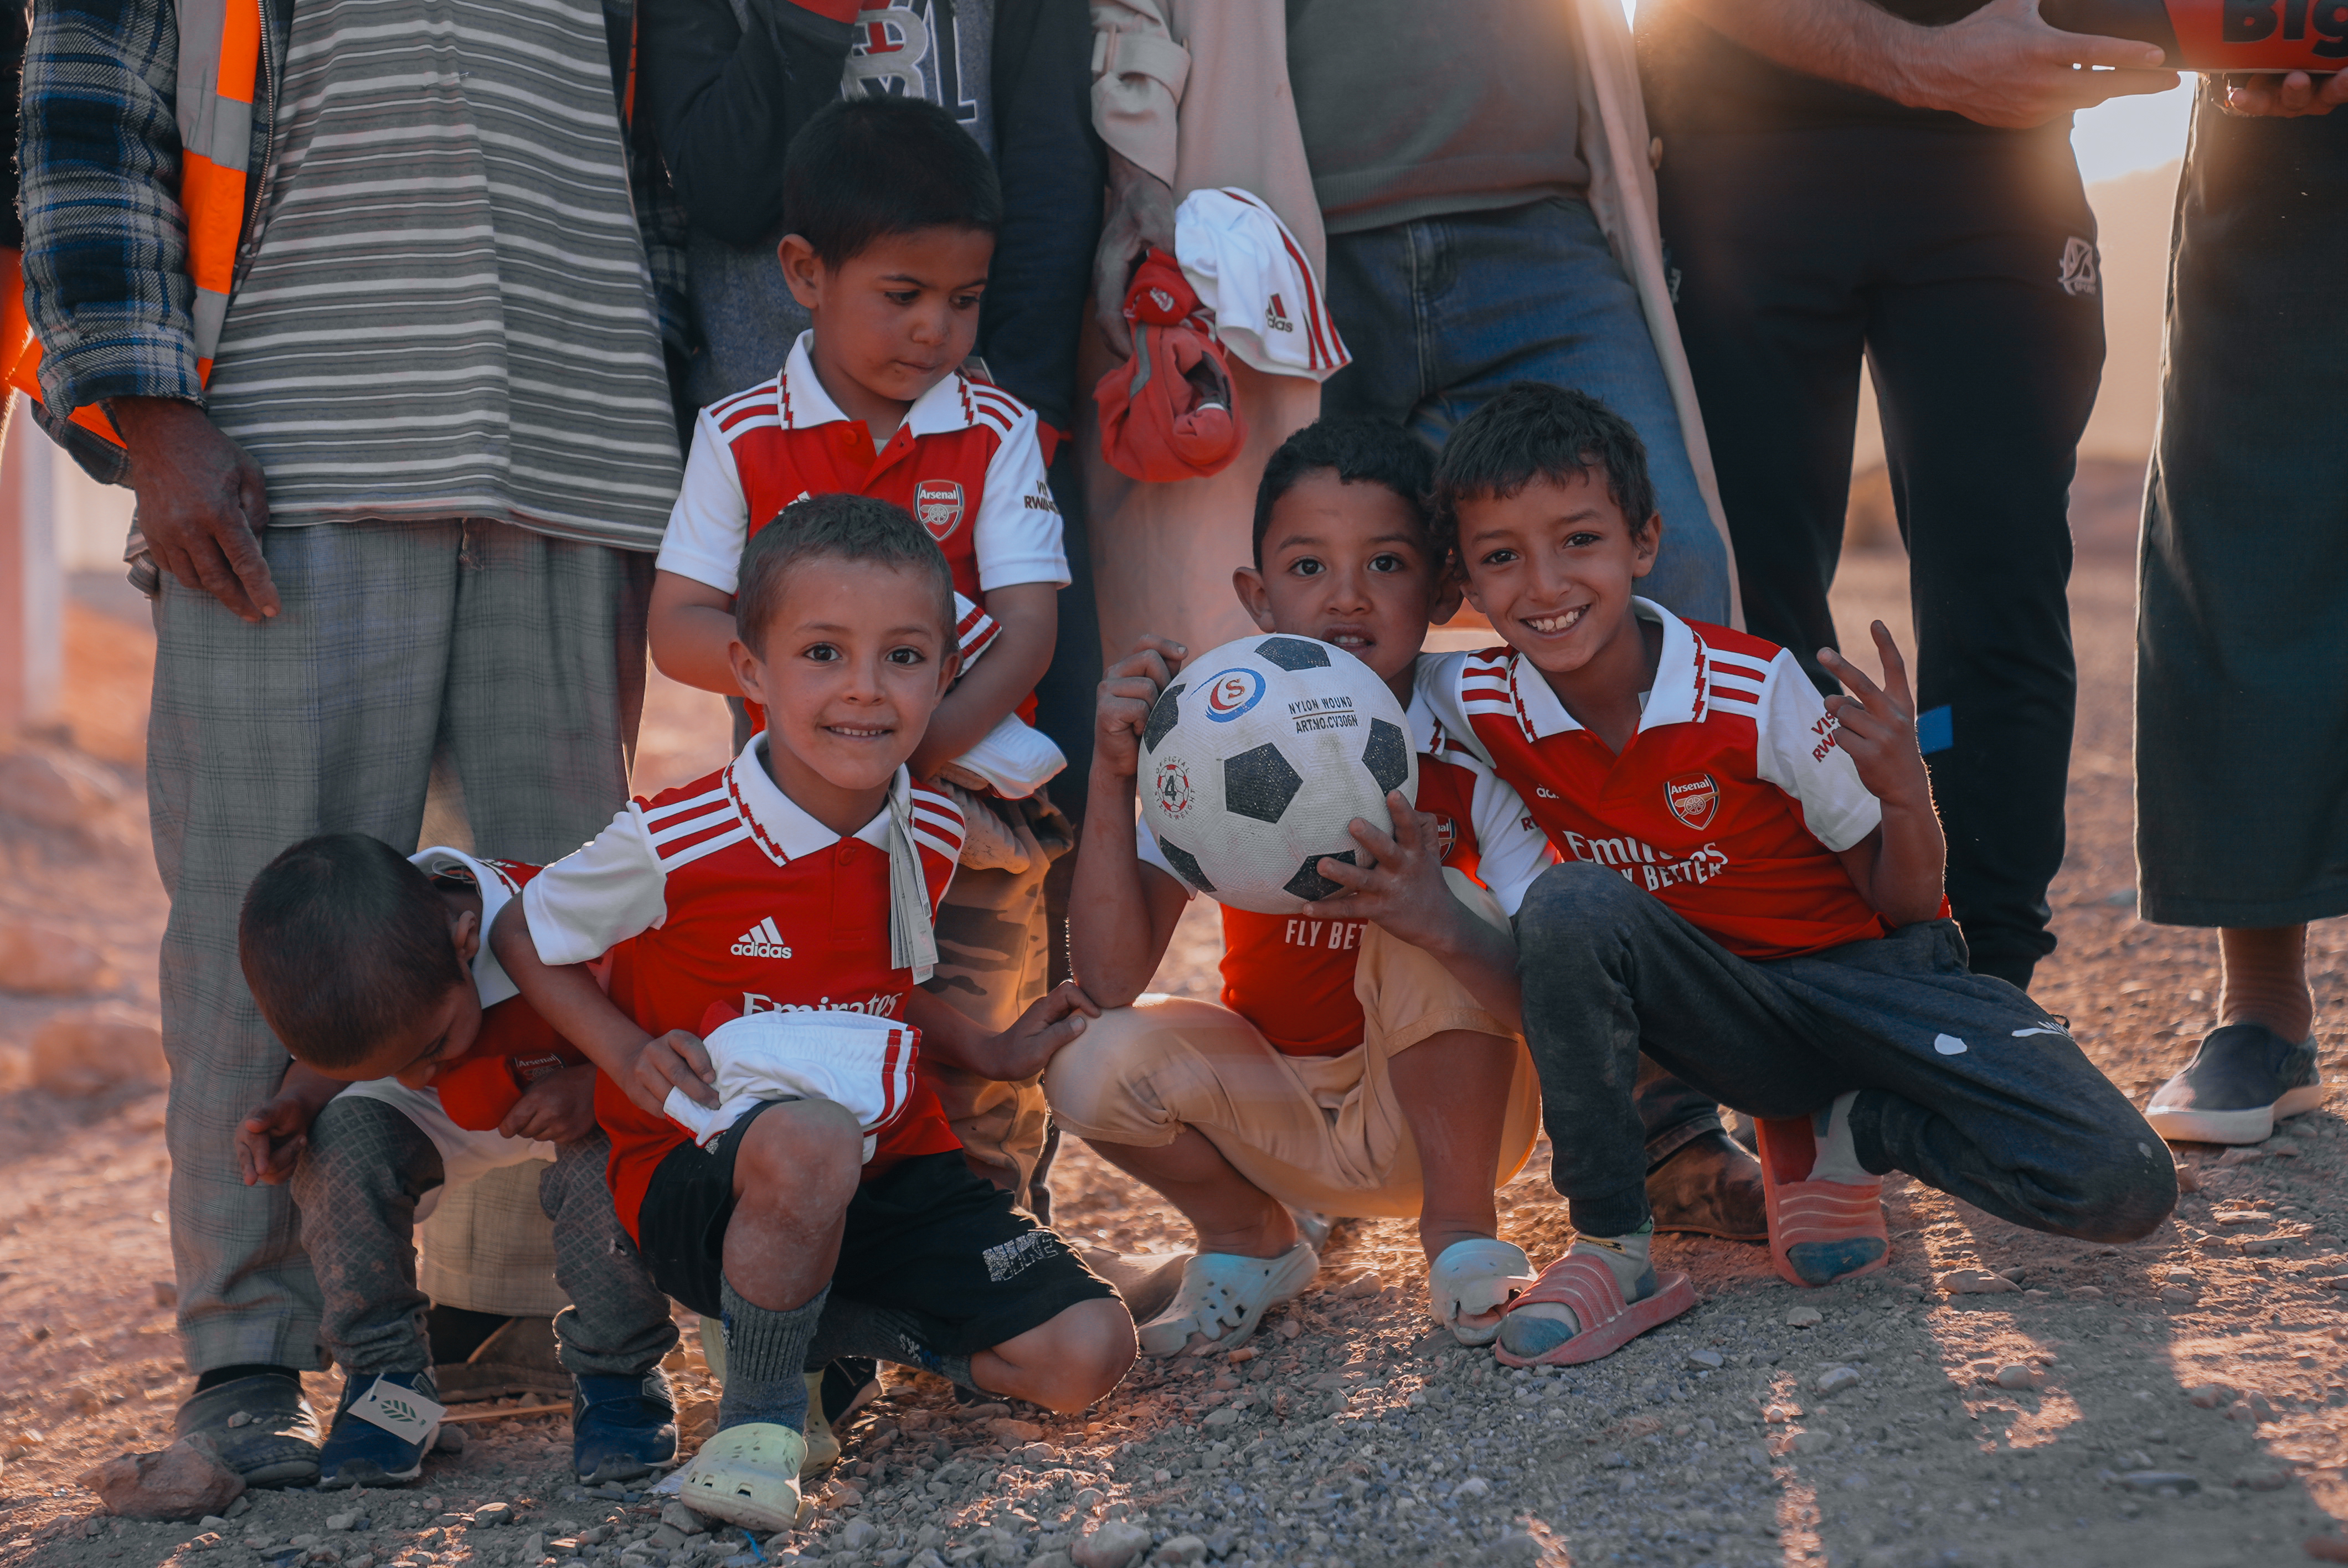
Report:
148,519,649,1373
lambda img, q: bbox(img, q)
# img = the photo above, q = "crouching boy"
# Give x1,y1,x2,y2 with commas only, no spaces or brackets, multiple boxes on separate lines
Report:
1420,384,2175,1367
1053,418,1560,1353
236,838,680,1488
493,495,1135,1533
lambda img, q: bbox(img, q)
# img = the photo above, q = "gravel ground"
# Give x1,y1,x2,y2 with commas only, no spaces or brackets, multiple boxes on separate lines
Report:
9,498,2348,1568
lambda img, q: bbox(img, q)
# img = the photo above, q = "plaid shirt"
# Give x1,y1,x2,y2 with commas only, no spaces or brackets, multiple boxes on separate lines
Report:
19,0,690,488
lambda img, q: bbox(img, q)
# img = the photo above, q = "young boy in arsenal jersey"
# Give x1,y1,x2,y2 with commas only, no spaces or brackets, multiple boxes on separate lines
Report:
645,95,1073,1211
648,97,1066,759
1420,384,2174,1368
234,835,678,1489
1055,418,1558,1355
492,497,1131,1534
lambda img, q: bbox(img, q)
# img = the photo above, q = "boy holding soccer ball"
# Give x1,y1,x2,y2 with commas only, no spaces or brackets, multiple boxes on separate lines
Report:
1057,417,1566,1355
1421,384,2175,1366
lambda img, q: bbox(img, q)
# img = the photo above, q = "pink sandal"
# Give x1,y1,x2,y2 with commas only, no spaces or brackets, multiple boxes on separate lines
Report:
1492,1253,1697,1368
1756,1116,1889,1288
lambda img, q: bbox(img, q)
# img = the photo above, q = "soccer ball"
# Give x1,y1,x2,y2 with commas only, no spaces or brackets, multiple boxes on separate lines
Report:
1137,635,1418,915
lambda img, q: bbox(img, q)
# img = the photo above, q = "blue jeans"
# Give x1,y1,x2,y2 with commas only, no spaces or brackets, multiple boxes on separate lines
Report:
1318,197,1731,623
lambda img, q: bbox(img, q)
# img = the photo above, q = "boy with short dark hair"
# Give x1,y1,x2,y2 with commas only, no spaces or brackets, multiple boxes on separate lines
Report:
1055,417,1558,1353
236,836,679,1489
648,91,1074,1208
495,496,1133,1533
648,94,1064,772
1420,383,2175,1367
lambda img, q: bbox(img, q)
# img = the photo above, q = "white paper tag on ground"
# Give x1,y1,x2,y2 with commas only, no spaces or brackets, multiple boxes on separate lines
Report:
348,1378,445,1443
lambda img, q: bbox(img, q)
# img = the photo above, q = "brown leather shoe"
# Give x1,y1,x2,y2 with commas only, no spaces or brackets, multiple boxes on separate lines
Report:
1646,1129,1768,1241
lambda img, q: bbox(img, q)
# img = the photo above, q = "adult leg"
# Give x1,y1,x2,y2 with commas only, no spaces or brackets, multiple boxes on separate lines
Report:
1401,199,1731,623
1658,130,1871,677
1864,125,2100,990
2137,94,2348,1141
151,522,462,1479
1317,222,1439,429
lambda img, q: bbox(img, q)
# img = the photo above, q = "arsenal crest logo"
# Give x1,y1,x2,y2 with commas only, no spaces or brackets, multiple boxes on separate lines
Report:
1433,815,1458,861
914,479,965,541
1664,773,1719,831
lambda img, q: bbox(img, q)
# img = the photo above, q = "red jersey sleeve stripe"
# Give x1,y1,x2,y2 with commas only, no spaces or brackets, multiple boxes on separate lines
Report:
656,823,753,870
642,787,731,835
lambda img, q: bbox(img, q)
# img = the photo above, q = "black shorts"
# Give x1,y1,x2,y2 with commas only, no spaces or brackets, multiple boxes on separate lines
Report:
634,1102,1113,1356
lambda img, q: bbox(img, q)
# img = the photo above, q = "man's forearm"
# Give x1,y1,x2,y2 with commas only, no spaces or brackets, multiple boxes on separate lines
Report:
1678,0,1928,101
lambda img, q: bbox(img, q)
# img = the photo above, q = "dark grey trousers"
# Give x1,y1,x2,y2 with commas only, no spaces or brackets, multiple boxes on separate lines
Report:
290,1097,677,1380
1514,862,2176,1241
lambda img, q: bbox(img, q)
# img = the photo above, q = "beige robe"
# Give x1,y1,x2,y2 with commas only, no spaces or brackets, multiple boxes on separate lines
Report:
1083,0,1739,662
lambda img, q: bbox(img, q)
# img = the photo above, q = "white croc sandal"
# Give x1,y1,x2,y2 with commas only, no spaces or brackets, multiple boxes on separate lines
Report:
677,1421,807,1533
1429,1238,1538,1347
1137,1244,1319,1358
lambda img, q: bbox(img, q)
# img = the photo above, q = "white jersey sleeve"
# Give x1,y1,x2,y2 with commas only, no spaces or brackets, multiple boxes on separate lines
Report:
1751,648,1884,853
1465,763,1557,919
521,806,672,966
972,406,1070,591
1412,649,1496,767
655,410,751,595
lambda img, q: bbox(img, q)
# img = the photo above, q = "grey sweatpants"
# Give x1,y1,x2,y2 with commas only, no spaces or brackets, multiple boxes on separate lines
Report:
290,1098,676,1380
1515,862,2176,1241
149,520,650,1373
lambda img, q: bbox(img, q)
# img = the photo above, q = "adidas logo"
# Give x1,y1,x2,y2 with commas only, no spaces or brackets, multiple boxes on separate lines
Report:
731,917,793,959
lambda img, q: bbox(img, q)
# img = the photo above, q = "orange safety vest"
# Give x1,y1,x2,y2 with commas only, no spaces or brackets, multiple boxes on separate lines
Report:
7,0,264,448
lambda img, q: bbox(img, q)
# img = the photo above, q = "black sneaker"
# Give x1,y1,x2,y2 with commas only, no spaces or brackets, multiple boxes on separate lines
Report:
2145,1024,2325,1144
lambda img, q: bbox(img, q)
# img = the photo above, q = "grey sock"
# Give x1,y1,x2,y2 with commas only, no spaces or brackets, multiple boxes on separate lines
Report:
807,1295,978,1391
717,1277,830,1435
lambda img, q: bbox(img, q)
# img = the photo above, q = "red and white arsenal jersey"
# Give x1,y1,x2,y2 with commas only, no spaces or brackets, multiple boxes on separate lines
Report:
1136,684,1554,1058
1420,600,1889,963
521,736,969,1236
657,331,1069,607
400,849,593,1132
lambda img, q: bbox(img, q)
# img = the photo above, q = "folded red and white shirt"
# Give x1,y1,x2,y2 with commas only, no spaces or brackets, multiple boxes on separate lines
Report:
1175,188,1350,383
663,1005,923,1163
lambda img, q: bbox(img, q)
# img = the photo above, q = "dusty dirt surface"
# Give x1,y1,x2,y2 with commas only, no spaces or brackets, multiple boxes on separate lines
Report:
8,497,2348,1568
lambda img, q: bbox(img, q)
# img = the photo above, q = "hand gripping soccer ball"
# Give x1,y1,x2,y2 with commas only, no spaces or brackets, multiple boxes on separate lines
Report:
1137,635,1418,915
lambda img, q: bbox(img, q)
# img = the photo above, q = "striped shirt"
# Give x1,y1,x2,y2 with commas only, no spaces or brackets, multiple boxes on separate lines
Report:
200,0,683,549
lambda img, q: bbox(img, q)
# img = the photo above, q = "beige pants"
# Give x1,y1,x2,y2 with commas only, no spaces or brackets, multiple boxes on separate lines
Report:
1044,921,1542,1221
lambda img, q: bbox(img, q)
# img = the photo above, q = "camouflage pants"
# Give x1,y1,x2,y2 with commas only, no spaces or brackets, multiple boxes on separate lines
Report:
921,791,1074,1203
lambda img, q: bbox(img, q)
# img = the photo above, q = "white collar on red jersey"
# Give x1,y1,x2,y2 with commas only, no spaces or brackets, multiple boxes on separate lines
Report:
773,331,995,440
410,847,523,1008
725,731,904,864
1504,597,1706,740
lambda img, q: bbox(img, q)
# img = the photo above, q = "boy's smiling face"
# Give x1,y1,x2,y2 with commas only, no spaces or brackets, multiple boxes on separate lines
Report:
1455,468,1660,683
1233,471,1459,704
781,225,993,432
730,556,957,832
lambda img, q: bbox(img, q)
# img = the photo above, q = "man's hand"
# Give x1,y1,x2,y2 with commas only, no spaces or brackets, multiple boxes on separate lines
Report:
629,1029,719,1120
1092,149,1177,358
1095,636,1187,781
1894,0,2174,125
110,396,279,623
236,1094,316,1186
2222,70,2348,116
1819,621,1933,812
1300,795,1465,951
499,1062,601,1144
984,981,1101,1082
